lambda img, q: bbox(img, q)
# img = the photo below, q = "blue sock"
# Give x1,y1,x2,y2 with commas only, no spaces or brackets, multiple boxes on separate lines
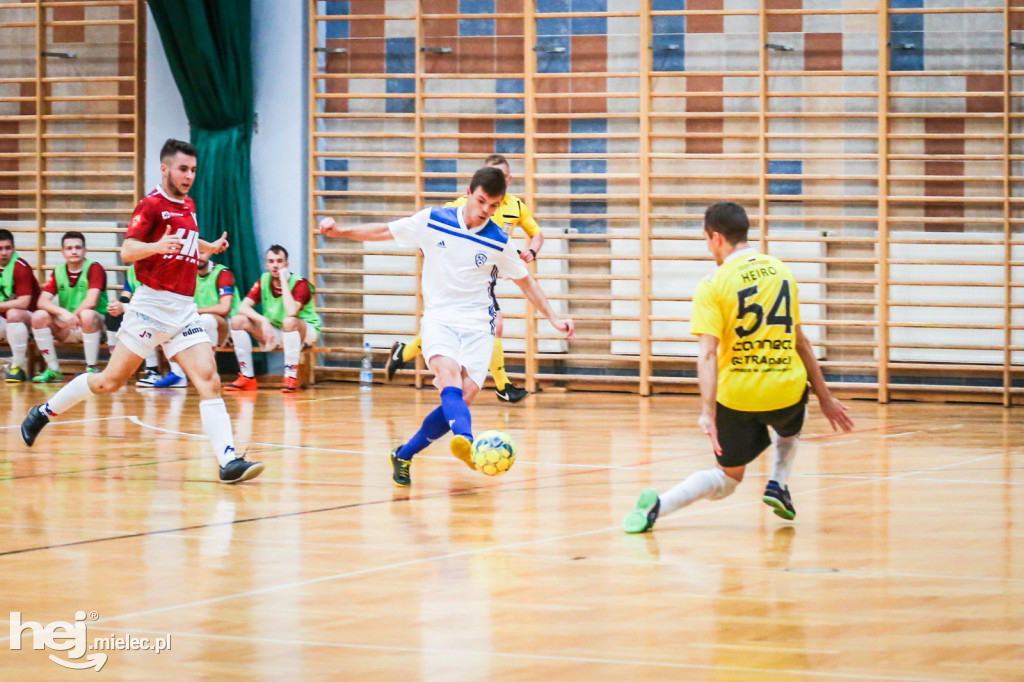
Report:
397,406,450,460
440,386,473,441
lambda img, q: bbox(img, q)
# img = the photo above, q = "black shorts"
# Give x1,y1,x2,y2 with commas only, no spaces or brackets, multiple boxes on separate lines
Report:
714,386,809,468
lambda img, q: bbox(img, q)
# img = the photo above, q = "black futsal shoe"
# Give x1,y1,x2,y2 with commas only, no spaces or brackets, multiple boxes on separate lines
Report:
219,457,265,484
385,341,407,381
21,404,51,447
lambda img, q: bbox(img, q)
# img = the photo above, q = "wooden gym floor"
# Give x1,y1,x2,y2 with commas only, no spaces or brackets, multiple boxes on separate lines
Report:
0,381,1021,680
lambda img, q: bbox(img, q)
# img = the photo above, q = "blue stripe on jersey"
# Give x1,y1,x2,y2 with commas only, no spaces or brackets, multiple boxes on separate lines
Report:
427,206,510,252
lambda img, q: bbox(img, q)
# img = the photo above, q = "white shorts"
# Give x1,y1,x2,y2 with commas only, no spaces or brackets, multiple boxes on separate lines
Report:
259,324,319,351
420,318,494,389
117,286,210,360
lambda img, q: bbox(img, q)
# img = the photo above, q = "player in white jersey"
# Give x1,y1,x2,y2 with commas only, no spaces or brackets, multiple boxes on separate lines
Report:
319,166,575,486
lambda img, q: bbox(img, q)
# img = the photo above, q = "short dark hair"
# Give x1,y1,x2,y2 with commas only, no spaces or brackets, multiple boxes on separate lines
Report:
484,153,508,167
61,231,86,247
0,228,13,245
160,138,197,163
267,244,288,259
469,166,507,198
704,201,750,245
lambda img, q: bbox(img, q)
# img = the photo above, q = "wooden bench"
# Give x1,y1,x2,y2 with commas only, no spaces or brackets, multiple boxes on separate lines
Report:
24,342,315,388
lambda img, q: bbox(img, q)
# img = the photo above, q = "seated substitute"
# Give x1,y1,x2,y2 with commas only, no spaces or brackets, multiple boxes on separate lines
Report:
1,228,41,383
226,245,321,394
30,231,107,382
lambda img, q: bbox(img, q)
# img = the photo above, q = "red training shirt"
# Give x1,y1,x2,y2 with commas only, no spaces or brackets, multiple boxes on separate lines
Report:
244,277,312,307
2,257,41,312
43,262,106,302
125,185,201,297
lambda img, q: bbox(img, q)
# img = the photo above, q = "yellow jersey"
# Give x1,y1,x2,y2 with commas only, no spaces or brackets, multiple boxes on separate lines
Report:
689,248,807,412
446,192,541,238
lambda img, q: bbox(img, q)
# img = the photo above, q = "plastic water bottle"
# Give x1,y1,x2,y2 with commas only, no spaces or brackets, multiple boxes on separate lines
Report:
359,342,373,391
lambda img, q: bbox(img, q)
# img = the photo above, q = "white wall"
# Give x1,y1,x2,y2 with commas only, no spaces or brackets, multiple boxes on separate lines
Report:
144,1,307,274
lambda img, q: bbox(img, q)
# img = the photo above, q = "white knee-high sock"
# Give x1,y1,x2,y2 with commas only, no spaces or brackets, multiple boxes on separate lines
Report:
8,322,28,367
283,330,301,380
230,329,254,378
771,434,799,487
199,398,237,467
82,330,101,366
33,327,60,370
145,350,159,371
43,373,94,417
200,313,219,346
659,468,739,516
168,361,184,378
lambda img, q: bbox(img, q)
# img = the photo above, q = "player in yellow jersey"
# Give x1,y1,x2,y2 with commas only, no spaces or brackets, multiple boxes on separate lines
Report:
384,154,544,403
624,201,854,533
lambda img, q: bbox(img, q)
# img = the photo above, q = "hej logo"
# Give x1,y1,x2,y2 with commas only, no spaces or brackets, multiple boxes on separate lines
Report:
10,610,107,671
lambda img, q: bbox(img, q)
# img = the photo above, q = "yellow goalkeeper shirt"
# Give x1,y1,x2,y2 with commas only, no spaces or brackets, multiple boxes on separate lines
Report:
689,248,808,412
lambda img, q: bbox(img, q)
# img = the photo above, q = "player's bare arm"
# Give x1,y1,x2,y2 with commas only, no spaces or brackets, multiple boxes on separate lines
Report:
37,291,75,327
277,268,301,318
318,218,394,242
71,285,102,316
696,333,722,455
511,274,575,340
121,227,183,263
0,292,30,313
237,297,276,345
520,232,544,264
199,232,229,254
795,325,854,433
198,294,232,317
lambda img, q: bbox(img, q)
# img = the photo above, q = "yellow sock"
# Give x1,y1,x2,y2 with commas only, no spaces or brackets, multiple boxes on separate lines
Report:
490,337,510,387
402,335,422,363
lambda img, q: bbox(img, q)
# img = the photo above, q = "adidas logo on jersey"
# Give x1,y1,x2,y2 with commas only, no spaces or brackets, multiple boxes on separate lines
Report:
436,240,446,248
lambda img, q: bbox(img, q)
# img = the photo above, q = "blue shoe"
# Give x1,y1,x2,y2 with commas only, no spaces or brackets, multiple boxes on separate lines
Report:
762,480,796,520
153,372,187,388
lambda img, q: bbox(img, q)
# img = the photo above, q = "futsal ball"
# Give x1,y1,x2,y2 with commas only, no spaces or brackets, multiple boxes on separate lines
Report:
471,430,516,476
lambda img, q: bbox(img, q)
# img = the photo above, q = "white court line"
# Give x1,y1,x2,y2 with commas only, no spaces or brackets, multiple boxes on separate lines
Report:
76,627,936,681
127,416,648,471
0,415,127,431
43,450,1010,631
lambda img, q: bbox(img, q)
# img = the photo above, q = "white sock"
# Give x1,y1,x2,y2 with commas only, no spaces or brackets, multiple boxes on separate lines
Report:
659,468,739,516
83,330,101,366
200,314,220,346
199,398,238,467
231,329,254,378
169,361,184,378
33,327,60,370
145,351,159,371
8,321,28,367
771,434,799,487
283,330,301,380
43,373,94,417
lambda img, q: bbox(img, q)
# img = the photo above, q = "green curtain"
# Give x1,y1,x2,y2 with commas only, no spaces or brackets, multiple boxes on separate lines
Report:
147,0,262,304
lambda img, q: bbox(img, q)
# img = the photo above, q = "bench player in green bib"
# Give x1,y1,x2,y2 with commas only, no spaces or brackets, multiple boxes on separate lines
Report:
30,231,108,382
226,245,320,394
0,228,41,383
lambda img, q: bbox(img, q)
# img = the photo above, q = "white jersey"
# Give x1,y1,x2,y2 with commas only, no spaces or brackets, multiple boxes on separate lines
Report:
389,206,528,332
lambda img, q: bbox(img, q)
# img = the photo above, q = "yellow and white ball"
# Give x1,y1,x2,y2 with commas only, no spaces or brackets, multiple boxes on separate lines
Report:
471,430,516,476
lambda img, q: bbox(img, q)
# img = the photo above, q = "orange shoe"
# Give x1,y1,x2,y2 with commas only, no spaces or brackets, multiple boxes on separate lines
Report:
224,374,258,392
281,377,299,394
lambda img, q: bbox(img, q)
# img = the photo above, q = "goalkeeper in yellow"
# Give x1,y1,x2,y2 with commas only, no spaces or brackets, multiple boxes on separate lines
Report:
385,154,544,403
624,201,854,533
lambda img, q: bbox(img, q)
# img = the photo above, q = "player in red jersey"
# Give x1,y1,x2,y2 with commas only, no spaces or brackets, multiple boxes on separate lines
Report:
0,228,41,383
30,231,108,381
20,139,264,484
